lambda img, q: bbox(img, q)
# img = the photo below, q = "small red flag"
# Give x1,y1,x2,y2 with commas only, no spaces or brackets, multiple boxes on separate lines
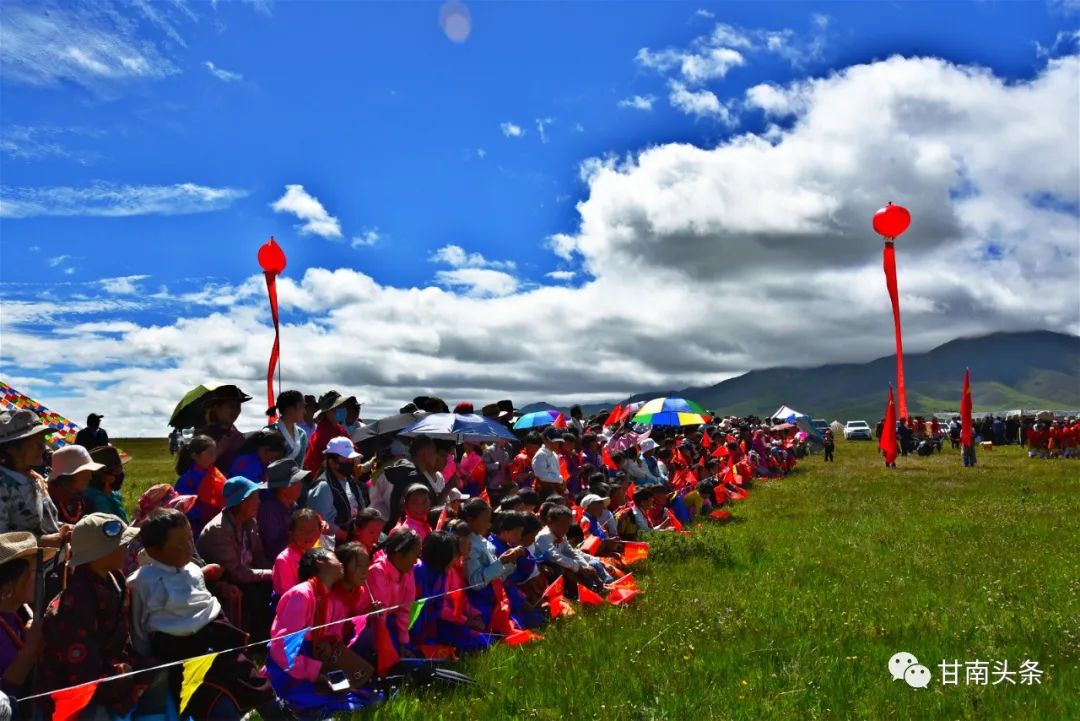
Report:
581,534,602,555
701,433,712,449
709,509,733,522
604,405,623,427
577,584,604,607
622,541,649,565
505,629,544,646
553,413,567,429
665,508,684,532
419,643,458,661
602,446,618,471
609,573,637,591
490,579,515,634
544,575,565,618
51,682,99,721
468,459,486,485
608,587,640,606
559,455,570,481
571,504,584,525
435,505,449,531
373,616,400,677
480,487,491,504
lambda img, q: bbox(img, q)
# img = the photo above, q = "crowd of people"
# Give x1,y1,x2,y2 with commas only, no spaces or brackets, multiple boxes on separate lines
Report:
874,414,1080,461
0,388,807,720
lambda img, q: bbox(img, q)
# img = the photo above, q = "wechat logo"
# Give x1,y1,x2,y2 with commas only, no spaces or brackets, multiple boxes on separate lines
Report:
889,652,931,689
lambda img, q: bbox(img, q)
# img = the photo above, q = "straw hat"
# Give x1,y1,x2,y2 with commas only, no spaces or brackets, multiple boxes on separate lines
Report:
0,531,57,567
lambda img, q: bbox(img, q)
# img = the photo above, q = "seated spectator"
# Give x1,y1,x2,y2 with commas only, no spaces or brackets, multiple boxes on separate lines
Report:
128,509,287,720
174,435,227,536
124,484,197,576
488,511,546,629
367,528,421,652
273,509,323,596
0,412,69,548
344,509,386,554
85,445,130,522
411,531,492,653
38,513,143,719
197,477,273,640
197,386,250,475
0,533,55,704
331,542,375,648
393,483,433,541
534,505,605,598
46,445,103,527
266,390,309,463
259,459,312,561
305,437,364,550
268,549,377,716
228,429,287,484
461,498,525,631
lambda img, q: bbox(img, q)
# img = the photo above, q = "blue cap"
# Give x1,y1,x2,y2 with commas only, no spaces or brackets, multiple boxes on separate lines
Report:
222,476,263,509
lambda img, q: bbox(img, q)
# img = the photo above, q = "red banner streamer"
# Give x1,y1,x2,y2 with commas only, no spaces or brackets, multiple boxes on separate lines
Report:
960,368,973,448
258,237,287,422
882,241,908,421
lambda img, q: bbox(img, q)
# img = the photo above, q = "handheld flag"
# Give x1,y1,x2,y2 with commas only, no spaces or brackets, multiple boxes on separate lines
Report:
435,505,449,531
622,541,649,565
490,579,515,634
577,583,605,607
602,447,618,471
179,653,218,715
581,534,602,556
505,629,544,646
665,508,684,533
604,405,624,427
374,616,400,677
709,509,733,522
543,575,565,619
609,574,637,591
51,682,99,721
608,587,640,606
419,643,458,660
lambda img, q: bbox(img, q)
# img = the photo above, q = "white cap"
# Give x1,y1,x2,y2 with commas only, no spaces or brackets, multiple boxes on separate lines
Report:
447,487,470,502
580,494,609,509
639,438,658,452
325,436,361,460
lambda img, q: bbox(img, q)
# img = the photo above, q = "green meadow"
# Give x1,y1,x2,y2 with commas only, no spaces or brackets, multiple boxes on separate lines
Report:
114,438,1079,720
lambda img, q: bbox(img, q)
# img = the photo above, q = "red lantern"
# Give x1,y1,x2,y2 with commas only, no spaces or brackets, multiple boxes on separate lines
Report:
258,236,287,275
872,202,911,239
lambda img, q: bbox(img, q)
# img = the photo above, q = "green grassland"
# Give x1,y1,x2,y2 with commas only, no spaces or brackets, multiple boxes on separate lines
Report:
113,438,1080,721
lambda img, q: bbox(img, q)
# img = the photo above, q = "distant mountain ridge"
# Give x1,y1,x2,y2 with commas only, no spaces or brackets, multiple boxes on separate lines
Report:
520,331,1080,422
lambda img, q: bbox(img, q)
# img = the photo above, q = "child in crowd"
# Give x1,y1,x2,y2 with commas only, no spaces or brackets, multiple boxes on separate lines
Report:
367,528,421,652
128,509,288,720
394,484,433,542
175,435,226,536
411,531,492,652
228,429,287,484
345,508,386,554
461,498,527,631
46,445,102,527
273,508,323,596
488,511,546,629
534,505,609,598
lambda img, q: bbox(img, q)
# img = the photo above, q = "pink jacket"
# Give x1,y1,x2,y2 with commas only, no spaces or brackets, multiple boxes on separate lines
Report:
269,580,345,682
367,554,417,645
272,545,305,596
393,515,431,543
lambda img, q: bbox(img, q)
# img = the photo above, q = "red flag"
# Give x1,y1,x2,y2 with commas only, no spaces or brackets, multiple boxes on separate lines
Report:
543,576,565,619
711,445,729,458
51,682,99,721
373,616,400,677
553,413,567,429
701,433,712,449
609,573,637,591
505,629,544,646
604,405,623,427
601,447,618,471
577,584,604,607
419,643,458,661
435,505,449,531
880,385,898,465
960,368,973,448
665,508,684,533
559,456,570,481
571,504,584,525
713,485,728,505
468,459,486,486
608,587,640,606
882,240,908,421
622,541,648,565
709,509,733,522
581,535,602,555
480,487,491,504
490,580,515,634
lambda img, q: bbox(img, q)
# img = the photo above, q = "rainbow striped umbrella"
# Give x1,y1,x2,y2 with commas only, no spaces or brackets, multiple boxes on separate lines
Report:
513,410,565,430
630,397,710,427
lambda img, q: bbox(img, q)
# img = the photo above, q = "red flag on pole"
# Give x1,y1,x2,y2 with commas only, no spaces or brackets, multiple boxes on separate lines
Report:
622,541,648,564
258,237,287,423
435,505,449,532
577,583,604,607
665,508,684,533
543,575,565,618
581,534,602,555
880,385,898,466
960,367,973,448
602,446,618,471
604,405,623,427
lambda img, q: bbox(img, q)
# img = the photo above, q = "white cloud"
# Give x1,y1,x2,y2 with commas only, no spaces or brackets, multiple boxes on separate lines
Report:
204,60,242,82
536,117,554,143
500,122,524,138
637,46,745,84
429,244,515,271
46,255,74,268
745,82,804,116
546,270,576,281
271,184,342,239
0,126,101,164
99,275,150,294
669,81,735,123
2,55,1077,436
695,9,715,19
618,95,655,111
63,268,76,276
351,229,380,248
0,182,247,219
477,148,487,159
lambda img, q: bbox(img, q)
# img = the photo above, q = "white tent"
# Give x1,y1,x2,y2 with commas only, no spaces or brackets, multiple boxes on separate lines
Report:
829,420,844,434
767,405,824,447
768,405,806,424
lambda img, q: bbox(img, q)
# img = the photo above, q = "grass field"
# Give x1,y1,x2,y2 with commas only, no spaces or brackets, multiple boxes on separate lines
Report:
113,438,1080,720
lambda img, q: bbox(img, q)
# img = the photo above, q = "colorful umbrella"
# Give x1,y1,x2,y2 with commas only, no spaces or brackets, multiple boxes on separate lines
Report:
512,410,566,430
400,413,518,443
630,397,710,427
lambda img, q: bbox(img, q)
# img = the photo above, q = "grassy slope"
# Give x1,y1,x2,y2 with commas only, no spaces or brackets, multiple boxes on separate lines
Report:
114,439,1079,721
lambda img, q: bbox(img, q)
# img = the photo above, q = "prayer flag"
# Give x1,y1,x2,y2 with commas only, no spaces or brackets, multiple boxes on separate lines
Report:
505,629,543,647
281,628,307,670
543,576,565,619
374,616,400,677
622,541,648,565
408,599,425,630
577,583,604,607
179,653,218,716
51,682,98,721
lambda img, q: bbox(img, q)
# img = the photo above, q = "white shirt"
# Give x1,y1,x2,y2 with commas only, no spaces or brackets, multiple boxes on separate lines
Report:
128,555,222,656
532,445,562,485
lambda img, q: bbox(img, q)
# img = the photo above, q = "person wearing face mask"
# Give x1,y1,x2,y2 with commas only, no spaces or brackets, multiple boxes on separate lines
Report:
85,445,131,522
304,438,365,550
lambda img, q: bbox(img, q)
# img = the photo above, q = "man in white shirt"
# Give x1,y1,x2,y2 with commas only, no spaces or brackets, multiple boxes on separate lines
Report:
531,426,565,497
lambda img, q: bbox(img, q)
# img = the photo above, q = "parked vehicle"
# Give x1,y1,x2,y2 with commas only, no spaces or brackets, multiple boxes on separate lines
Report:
844,420,873,441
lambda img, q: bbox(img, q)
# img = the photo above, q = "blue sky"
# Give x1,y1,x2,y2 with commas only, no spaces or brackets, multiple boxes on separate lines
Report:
1,1,1078,434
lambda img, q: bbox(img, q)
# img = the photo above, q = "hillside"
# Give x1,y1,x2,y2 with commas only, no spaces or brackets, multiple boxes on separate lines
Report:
522,331,1080,422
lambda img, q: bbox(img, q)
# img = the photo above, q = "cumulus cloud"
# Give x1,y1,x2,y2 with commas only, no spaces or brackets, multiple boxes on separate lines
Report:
271,184,342,239
351,229,381,248
617,95,655,111
99,275,150,294
0,182,248,218
2,55,1077,436
669,81,734,123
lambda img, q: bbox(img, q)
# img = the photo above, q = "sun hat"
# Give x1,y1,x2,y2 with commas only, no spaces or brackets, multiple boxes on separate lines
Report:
580,493,609,509
89,445,130,471
0,531,57,566
69,513,140,567
0,410,52,445
639,438,659,452
222,477,264,509
325,437,361,460
266,459,312,489
47,445,105,482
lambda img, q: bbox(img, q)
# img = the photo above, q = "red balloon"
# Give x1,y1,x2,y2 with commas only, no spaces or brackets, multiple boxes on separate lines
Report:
872,202,911,239
258,236,287,274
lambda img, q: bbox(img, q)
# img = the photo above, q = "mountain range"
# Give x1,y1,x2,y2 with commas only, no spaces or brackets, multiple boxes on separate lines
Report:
520,331,1080,422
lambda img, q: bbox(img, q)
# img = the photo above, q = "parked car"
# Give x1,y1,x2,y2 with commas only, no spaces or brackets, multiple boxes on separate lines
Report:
812,418,829,435
844,420,873,441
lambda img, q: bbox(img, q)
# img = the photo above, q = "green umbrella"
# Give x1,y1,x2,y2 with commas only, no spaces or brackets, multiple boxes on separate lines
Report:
169,383,251,429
